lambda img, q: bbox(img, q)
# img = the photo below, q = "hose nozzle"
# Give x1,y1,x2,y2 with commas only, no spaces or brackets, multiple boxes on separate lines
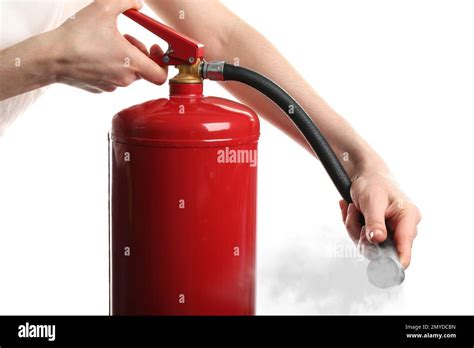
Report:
366,237,405,288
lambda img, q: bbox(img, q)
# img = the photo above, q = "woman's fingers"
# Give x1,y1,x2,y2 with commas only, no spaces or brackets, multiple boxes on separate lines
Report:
342,202,378,259
344,203,363,244
387,201,422,269
95,81,118,92
357,226,381,260
339,199,348,223
124,34,149,56
344,174,421,269
95,0,143,17
128,43,168,85
81,82,117,93
358,190,389,244
55,0,168,92
150,44,169,68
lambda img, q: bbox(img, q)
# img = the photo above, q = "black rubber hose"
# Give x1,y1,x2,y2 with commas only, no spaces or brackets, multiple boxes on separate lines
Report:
223,64,352,203
222,63,405,288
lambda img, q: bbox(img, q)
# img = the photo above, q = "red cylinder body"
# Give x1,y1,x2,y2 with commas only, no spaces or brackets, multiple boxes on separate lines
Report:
110,82,260,315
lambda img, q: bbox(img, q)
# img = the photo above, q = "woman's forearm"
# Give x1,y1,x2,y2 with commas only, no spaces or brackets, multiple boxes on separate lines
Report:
1,0,167,103
210,22,388,177
146,0,388,177
0,31,59,101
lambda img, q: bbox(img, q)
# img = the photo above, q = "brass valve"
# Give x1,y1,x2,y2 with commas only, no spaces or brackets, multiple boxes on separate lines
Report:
170,59,203,84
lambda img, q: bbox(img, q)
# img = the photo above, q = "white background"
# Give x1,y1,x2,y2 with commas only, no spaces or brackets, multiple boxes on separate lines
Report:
1,0,473,314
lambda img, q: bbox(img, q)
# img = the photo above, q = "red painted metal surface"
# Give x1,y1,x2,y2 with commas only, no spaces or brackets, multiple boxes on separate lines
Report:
110,82,260,315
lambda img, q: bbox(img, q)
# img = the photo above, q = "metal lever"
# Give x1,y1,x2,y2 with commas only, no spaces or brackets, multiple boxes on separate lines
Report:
123,9,204,66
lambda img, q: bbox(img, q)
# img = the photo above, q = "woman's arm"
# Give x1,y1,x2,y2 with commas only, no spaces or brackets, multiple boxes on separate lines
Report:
0,32,58,101
146,0,421,268
0,0,167,102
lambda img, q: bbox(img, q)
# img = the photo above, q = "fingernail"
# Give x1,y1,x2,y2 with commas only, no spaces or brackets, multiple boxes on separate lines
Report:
367,229,383,242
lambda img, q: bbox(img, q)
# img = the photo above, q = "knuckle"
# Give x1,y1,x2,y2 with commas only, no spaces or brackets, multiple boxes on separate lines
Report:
96,0,113,13
122,0,139,10
397,201,422,223
117,74,136,87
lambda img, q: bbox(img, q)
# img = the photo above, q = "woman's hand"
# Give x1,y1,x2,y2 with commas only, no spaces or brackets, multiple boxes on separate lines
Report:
50,0,167,93
339,169,422,269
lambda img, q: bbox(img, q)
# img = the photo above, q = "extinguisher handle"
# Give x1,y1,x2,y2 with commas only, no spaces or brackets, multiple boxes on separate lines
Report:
123,9,205,66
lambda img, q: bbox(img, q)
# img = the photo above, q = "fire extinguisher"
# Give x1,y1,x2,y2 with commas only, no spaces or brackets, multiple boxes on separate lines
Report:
110,10,404,316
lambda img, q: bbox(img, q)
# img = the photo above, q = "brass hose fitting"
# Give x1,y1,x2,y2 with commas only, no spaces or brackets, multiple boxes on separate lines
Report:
170,59,203,84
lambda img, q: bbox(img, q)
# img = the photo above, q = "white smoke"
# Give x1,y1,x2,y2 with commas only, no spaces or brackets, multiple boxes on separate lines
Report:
257,224,404,315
